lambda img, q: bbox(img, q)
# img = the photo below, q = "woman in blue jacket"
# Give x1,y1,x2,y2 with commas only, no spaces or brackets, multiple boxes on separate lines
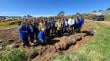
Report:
18,21,30,48
74,16,80,33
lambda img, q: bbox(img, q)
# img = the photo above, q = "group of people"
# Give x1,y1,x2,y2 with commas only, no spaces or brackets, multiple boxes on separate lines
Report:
18,14,84,48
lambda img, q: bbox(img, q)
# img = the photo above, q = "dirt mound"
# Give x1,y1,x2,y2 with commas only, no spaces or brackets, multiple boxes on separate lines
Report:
31,23,94,61
31,32,92,61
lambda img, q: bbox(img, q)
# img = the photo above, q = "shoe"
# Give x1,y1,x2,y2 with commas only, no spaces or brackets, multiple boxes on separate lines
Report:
31,43,34,46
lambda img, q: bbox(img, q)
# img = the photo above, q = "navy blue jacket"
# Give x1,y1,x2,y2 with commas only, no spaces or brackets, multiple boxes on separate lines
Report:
18,26,28,41
61,20,65,27
75,18,80,28
80,17,84,26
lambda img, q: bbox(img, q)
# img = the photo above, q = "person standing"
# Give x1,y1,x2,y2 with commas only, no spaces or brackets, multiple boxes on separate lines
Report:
50,18,56,36
39,19,45,30
18,21,30,48
44,19,51,37
75,14,85,33
32,19,39,42
64,18,69,33
27,21,35,45
55,19,62,36
68,17,75,35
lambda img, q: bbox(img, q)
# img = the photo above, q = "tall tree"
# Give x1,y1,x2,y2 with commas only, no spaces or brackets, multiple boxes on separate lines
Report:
27,15,32,18
92,10,97,12
106,8,110,10
57,11,65,16
98,10,103,12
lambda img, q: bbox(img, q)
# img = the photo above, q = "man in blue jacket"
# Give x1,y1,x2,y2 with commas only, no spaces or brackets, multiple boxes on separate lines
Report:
79,15,84,28
18,21,30,48
75,14,84,33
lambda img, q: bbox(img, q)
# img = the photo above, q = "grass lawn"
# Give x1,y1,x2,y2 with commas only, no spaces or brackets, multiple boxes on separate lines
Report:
53,21,110,61
0,48,25,61
104,15,110,21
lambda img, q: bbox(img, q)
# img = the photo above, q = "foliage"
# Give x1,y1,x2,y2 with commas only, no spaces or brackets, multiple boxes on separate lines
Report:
57,11,65,16
106,8,110,10
0,48,25,61
104,15,110,21
0,20,21,26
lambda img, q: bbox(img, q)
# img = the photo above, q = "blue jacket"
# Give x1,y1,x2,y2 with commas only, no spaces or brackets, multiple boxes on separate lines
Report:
18,26,28,41
75,18,80,27
37,31,46,42
61,20,65,27
80,17,84,26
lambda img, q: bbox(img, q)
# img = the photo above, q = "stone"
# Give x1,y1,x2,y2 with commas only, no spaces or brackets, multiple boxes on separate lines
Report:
6,44,15,50
0,40,3,43
30,50,39,59
0,46,3,51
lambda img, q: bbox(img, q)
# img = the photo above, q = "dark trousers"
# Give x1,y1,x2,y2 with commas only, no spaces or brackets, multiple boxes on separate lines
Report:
74,25,81,33
63,26,69,33
45,28,50,37
34,31,39,41
56,30,62,36
69,25,74,35
50,27,56,36
29,32,34,43
22,38,30,47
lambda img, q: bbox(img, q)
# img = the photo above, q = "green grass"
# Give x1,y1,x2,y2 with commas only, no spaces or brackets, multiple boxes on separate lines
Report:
0,48,25,61
53,22,110,61
104,15,110,21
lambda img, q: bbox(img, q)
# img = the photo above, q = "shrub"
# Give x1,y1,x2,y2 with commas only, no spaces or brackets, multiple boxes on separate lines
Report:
0,48,25,61
0,20,21,26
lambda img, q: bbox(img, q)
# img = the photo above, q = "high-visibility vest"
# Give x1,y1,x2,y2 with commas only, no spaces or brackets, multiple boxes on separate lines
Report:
39,23,44,29
56,22,61,30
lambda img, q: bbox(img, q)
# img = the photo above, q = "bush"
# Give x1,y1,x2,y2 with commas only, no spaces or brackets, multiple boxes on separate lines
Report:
0,20,21,26
0,48,25,61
